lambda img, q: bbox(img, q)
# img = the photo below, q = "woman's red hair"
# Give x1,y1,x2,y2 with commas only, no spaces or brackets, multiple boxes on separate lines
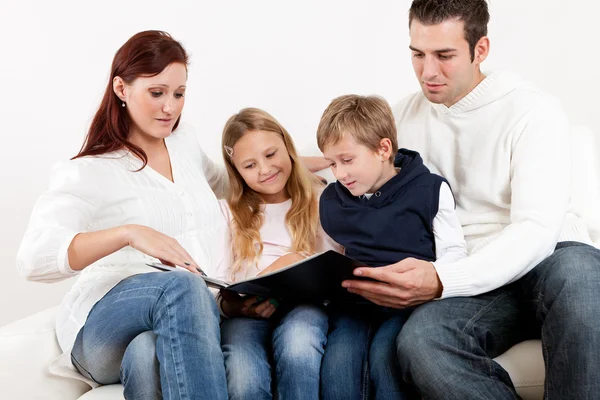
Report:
72,30,188,168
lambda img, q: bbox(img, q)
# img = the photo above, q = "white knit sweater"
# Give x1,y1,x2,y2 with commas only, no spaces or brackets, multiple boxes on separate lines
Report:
394,71,592,298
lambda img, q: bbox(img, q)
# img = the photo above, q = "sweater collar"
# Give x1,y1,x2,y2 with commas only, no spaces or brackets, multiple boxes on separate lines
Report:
431,71,500,115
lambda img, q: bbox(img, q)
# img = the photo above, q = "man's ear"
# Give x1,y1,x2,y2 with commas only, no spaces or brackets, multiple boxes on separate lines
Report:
112,76,127,102
473,36,490,65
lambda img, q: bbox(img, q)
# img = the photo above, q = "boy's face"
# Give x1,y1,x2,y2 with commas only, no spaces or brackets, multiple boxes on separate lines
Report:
323,135,392,196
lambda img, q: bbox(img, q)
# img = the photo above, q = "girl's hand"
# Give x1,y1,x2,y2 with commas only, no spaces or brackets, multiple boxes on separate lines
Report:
123,224,201,274
220,291,278,319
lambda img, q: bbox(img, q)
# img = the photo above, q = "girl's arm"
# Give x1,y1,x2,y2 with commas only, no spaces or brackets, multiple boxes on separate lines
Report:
256,252,306,276
300,156,331,173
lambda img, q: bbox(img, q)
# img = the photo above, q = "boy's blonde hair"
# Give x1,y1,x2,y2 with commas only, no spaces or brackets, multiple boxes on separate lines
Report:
222,107,321,279
316,94,398,162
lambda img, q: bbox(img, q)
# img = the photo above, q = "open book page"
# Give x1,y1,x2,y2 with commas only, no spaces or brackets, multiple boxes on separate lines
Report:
148,251,371,303
146,263,231,289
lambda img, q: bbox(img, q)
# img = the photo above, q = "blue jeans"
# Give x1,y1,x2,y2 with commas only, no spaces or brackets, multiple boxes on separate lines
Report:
71,271,228,400
397,241,600,399
220,303,328,400
321,304,411,400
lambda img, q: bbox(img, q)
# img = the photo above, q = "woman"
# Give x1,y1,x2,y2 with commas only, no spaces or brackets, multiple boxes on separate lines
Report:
16,30,229,399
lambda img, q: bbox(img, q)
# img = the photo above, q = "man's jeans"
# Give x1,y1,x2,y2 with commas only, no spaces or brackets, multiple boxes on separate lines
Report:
397,241,600,399
71,271,228,400
220,303,328,400
321,304,412,400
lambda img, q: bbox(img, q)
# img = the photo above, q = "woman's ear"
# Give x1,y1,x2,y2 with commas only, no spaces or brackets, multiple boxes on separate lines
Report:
112,76,127,102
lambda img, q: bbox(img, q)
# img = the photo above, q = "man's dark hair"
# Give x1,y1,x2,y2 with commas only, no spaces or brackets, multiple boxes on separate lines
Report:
409,0,489,62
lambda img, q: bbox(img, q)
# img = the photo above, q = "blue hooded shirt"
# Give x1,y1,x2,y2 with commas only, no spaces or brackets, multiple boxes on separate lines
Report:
320,149,448,267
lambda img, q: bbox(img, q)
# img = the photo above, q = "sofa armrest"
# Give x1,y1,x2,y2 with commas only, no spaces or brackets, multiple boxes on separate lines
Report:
0,307,90,399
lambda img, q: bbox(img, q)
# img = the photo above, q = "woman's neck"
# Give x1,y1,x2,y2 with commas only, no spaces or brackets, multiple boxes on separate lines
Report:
128,130,167,159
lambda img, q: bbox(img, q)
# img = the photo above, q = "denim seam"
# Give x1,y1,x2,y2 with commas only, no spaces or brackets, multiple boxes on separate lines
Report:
163,285,189,400
164,281,189,399
538,292,550,400
150,285,176,400
71,353,101,384
462,291,519,400
541,328,550,400
361,322,373,400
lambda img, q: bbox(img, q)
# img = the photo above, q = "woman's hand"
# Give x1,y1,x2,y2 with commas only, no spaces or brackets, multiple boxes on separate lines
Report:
220,291,278,319
123,224,201,274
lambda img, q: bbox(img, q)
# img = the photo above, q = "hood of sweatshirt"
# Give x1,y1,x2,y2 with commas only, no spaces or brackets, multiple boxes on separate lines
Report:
333,148,431,209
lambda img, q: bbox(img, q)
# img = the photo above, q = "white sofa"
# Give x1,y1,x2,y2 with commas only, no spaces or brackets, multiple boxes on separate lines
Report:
1,126,598,400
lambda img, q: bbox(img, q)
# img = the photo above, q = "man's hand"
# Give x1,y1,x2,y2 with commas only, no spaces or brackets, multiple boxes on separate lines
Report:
342,257,443,308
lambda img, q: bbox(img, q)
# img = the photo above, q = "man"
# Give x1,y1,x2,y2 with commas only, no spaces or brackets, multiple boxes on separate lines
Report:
341,0,600,398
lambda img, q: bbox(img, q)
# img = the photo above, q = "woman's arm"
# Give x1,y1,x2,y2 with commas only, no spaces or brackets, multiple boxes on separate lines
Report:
17,161,200,281
67,224,201,272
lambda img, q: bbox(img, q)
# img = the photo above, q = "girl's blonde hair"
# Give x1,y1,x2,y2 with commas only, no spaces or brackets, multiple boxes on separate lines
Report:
222,108,321,279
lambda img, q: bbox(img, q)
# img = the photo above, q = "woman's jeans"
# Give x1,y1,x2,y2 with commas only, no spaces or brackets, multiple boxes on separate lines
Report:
71,271,228,400
220,303,328,400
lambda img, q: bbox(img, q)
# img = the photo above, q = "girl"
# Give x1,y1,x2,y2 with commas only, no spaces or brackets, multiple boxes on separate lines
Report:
216,108,340,400
16,31,229,399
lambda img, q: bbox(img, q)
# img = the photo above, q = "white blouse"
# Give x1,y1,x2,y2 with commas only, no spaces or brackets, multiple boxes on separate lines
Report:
16,122,229,386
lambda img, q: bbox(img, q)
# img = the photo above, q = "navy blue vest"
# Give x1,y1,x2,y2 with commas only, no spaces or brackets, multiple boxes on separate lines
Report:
320,149,447,267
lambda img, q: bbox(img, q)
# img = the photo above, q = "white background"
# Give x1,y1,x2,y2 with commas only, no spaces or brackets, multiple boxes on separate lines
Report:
1,0,598,326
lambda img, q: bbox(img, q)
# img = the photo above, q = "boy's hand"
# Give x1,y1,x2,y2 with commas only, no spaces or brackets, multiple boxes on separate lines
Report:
220,290,278,319
341,257,443,308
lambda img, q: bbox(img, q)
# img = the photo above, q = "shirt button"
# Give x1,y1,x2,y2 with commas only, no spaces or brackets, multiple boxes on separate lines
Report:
187,213,193,217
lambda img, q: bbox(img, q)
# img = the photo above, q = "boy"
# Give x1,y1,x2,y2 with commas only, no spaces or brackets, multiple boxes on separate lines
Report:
316,94,467,400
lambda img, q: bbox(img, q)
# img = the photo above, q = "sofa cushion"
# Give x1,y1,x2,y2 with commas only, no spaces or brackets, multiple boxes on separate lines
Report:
78,384,124,399
495,340,544,400
0,306,91,400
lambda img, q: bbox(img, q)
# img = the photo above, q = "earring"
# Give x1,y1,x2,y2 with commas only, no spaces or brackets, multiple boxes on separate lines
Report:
122,102,126,108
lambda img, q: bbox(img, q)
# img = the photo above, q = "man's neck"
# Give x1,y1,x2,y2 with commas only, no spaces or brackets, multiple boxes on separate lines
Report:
443,70,487,108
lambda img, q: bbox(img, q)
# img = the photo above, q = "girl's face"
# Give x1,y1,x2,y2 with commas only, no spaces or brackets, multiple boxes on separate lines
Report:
231,130,293,204
117,62,187,143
